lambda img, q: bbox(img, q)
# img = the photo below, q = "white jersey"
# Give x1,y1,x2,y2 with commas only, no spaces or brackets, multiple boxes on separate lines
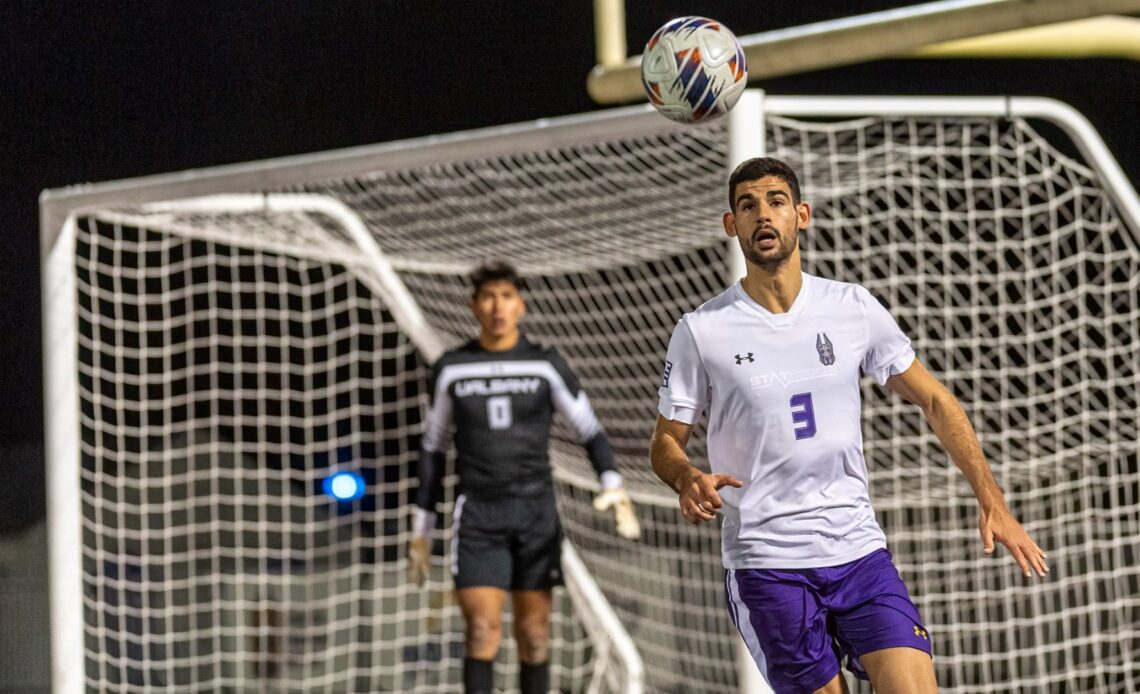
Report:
658,273,915,569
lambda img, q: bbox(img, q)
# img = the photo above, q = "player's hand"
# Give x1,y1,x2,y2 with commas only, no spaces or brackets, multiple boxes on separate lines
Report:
678,470,742,525
408,536,431,587
593,488,641,540
979,503,1048,578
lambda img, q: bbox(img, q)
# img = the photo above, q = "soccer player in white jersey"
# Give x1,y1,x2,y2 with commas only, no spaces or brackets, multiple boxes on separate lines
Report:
650,158,1048,694
408,260,640,694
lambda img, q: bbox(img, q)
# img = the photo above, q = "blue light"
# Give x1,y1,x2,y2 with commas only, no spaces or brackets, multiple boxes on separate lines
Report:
323,471,365,501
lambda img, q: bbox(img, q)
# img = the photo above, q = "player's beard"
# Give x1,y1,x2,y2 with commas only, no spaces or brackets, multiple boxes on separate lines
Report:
740,228,798,271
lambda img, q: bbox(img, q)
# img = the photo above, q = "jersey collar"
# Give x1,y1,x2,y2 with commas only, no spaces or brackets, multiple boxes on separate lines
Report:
474,333,531,355
732,272,813,328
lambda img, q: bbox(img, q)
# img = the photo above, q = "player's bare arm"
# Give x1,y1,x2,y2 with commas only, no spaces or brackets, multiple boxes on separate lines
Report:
886,359,1049,578
650,415,742,525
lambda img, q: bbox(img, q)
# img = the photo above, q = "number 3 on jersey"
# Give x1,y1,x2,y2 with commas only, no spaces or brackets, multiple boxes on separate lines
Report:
789,392,817,440
487,395,513,430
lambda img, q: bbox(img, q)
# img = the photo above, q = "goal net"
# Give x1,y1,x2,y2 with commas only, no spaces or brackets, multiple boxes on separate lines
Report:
43,96,1140,693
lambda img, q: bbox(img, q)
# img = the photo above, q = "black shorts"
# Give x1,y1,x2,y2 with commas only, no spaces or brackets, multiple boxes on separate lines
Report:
451,493,563,591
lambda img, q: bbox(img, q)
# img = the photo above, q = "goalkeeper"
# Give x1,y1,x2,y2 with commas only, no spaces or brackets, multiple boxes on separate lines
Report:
408,259,640,694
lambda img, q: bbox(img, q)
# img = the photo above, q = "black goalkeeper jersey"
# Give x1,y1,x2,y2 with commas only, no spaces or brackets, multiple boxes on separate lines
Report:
417,335,615,505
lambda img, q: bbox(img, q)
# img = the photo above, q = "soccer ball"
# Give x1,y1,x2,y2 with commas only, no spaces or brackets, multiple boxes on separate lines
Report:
640,16,748,124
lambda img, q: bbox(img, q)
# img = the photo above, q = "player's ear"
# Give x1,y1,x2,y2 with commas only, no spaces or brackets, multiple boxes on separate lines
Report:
797,201,811,230
722,210,738,238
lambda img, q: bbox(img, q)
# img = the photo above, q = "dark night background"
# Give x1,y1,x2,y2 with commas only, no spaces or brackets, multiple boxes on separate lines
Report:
6,1,1140,521
0,4,1137,683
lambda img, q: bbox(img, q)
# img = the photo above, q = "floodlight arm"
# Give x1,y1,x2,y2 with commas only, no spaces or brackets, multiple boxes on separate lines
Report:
588,0,1140,104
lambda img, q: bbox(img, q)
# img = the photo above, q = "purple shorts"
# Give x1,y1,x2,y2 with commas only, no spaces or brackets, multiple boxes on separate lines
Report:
725,549,931,694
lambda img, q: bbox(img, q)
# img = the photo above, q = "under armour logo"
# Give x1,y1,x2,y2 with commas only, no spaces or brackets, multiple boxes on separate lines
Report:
913,626,928,640
734,353,754,365
816,333,835,366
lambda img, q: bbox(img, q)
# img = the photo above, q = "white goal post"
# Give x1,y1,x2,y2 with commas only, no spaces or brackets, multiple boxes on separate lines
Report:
43,94,1140,693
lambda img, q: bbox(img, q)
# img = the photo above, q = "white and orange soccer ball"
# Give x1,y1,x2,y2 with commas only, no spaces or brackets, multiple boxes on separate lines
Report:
640,16,748,124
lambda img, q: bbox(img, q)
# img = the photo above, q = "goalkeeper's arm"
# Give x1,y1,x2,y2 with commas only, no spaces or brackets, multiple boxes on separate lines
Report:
408,448,445,587
548,348,640,539
409,364,452,586
585,431,641,540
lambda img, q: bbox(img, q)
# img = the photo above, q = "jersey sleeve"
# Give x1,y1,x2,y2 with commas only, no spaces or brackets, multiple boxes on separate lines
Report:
416,360,454,511
657,317,709,424
547,349,604,443
421,360,454,454
547,348,618,477
857,286,916,385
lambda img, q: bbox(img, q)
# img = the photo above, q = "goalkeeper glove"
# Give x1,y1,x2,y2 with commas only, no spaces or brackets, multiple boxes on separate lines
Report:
408,536,430,587
408,507,436,587
593,488,641,540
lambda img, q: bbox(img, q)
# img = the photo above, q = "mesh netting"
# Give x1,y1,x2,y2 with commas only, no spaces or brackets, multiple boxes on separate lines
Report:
54,108,1140,693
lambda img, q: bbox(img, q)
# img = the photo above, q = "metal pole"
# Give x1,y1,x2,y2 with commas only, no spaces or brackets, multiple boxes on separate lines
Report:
726,90,766,285
593,0,627,68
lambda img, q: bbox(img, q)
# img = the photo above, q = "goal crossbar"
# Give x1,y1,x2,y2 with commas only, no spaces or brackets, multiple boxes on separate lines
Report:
42,96,1140,250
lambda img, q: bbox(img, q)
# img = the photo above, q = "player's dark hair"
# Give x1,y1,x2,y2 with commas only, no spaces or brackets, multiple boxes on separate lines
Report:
728,157,801,209
470,259,523,297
